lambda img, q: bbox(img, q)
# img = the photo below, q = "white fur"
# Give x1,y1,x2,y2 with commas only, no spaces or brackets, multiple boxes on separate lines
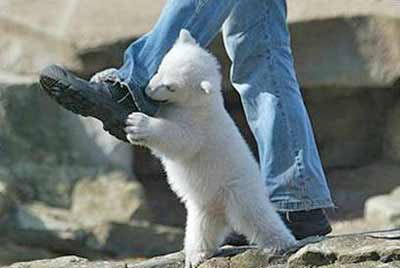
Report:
125,29,297,268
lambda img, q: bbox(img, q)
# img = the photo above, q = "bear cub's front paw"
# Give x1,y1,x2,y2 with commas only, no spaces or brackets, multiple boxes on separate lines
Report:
125,112,154,144
90,68,119,83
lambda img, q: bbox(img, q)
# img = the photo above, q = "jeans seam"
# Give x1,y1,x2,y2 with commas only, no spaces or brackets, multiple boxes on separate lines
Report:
264,6,305,182
261,0,306,193
280,78,306,183
269,58,306,185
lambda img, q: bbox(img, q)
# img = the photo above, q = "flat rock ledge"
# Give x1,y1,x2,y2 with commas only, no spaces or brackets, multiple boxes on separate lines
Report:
4,230,400,268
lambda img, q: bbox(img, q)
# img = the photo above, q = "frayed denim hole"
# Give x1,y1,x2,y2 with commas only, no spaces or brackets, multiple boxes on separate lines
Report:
294,149,306,182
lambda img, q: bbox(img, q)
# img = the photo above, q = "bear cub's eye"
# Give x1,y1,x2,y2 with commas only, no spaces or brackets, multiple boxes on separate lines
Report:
164,84,176,93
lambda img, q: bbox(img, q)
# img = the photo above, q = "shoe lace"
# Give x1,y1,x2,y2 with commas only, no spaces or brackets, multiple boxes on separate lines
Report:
104,78,131,104
285,211,293,223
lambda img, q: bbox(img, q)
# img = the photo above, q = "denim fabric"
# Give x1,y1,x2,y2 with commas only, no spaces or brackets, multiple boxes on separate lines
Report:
117,0,334,211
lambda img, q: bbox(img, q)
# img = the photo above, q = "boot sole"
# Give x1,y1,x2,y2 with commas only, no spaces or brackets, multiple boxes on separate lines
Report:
39,75,129,141
40,75,93,117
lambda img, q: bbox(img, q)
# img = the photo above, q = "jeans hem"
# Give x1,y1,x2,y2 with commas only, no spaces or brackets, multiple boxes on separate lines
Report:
118,73,160,115
272,199,335,212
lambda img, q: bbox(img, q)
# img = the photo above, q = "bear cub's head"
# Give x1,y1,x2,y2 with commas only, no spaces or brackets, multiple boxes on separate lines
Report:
145,29,222,108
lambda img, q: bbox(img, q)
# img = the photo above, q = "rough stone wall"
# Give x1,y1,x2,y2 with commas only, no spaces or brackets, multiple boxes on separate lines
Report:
0,0,400,265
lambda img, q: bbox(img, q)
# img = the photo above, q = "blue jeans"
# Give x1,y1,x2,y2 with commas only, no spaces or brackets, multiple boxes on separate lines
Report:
117,0,334,211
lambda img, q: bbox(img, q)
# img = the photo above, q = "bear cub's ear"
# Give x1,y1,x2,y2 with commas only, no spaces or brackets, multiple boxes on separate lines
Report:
178,29,196,45
200,81,212,95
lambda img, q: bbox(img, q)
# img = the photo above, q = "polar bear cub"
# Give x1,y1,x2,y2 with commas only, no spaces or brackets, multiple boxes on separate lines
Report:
125,29,297,267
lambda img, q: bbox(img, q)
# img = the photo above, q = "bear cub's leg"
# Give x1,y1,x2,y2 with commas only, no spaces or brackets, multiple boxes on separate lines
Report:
225,190,297,253
184,204,229,268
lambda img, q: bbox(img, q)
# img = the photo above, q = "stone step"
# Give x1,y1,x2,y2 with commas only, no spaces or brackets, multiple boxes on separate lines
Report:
4,230,400,268
2,200,181,258
291,15,400,88
365,187,400,228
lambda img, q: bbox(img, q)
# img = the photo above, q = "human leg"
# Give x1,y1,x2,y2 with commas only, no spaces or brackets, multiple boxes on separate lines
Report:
222,0,334,238
117,0,237,115
40,0,237,140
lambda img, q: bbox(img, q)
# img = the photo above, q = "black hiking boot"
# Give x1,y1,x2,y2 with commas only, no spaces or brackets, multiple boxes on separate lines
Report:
279,209,332,240
39,65,159,142
223,233,249,246
223,209,332,246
